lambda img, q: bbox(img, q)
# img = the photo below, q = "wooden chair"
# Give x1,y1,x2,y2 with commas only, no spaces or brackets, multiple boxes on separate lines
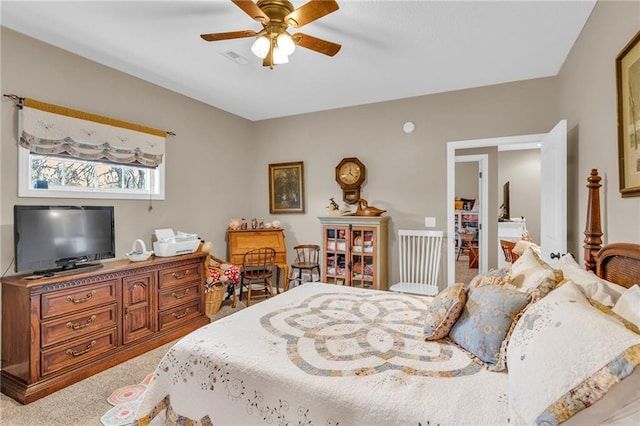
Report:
500,239,520,263
389,230,444,296
239,247,276,307
288,244,320,290
457,231,477,260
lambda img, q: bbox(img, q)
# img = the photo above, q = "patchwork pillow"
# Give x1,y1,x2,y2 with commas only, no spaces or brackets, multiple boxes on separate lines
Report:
553,253,621,307
467,267,510,289
509,247,562,290
473,269,554,303
423,282,466,341
448,282,532,371
507,280,640,425
589,296,640,335
612,285,640,328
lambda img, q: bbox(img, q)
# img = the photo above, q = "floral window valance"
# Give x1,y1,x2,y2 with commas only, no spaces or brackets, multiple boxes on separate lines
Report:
18,98,167,168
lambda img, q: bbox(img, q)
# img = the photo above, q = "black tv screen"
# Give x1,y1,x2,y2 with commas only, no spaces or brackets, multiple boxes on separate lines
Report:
14,205,115,274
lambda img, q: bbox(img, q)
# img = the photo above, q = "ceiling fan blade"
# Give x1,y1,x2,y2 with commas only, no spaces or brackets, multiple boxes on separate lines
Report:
232,0,270,24
292,33,341,56
285,0,339,28
200,30,258,42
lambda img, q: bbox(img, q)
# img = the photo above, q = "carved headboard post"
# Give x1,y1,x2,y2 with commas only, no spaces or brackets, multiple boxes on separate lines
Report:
584,169,603,271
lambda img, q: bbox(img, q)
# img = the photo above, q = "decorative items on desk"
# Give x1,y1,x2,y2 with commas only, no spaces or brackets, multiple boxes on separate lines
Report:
228,218,281,230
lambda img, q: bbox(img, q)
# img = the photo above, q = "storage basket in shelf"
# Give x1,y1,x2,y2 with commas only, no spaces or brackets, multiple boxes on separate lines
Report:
205,282,226,315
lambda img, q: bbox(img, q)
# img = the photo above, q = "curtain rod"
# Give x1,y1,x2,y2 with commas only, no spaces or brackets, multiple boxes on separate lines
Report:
3,94,176,137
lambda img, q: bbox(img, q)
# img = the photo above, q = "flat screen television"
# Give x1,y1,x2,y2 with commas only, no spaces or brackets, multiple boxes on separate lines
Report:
14,205,115,274
499,181,510,221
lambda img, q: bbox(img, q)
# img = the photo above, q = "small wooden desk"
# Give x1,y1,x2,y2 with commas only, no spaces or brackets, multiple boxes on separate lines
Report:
227,229,289,292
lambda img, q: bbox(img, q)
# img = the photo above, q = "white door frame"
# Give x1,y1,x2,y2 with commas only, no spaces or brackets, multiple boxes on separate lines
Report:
446,133,546,286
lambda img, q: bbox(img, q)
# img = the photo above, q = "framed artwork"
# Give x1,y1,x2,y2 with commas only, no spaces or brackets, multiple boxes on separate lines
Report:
269,161,305,214
616,30,640,198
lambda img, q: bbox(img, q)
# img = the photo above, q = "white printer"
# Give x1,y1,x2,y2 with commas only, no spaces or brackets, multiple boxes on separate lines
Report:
153,228,200,257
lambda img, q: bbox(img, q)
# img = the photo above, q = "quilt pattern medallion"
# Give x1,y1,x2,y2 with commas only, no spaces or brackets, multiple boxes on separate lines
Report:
261,291,481,377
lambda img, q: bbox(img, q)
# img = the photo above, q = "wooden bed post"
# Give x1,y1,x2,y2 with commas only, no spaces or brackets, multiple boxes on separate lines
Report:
583,169,603,271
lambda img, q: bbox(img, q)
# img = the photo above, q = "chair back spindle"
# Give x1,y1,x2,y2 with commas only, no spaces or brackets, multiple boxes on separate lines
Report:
391,230,444,296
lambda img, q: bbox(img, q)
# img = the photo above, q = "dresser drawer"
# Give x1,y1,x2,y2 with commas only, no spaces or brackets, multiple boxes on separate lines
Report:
41,280,118,319
158,281,202,310
158,263,202,289
40,328,117,376
41,304,117,348
158,300,203,331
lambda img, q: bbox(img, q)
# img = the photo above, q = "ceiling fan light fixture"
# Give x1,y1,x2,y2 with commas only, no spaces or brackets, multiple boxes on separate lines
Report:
276,32,296,56
272,46,289,64
251,35,270,59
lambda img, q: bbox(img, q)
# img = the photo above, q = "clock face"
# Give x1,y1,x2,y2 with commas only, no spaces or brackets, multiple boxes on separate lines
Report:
338,162,362,185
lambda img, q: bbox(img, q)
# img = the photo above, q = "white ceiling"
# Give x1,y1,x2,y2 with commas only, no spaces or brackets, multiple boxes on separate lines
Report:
1,0,597,121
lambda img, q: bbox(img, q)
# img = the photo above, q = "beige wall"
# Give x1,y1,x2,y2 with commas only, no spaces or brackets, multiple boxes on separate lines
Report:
1,27,254,274
498,149,541,243
455,162,479,201
2,0,638,286
558,0,640,256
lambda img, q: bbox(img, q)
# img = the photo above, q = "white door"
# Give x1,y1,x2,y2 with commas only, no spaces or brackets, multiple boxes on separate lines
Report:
539,120,567,263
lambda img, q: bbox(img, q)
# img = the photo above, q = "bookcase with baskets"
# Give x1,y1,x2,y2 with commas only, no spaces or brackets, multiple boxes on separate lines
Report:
318,216,389,290
454,210,479,248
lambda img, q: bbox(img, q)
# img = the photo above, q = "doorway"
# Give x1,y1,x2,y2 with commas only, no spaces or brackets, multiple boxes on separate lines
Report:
454,155,488,285
445,121,567,286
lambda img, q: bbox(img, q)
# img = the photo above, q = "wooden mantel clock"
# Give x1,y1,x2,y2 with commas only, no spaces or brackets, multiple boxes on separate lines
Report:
335,157,366,204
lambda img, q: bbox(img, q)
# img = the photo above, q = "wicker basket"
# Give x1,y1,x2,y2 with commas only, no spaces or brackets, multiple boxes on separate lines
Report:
205,282,226,315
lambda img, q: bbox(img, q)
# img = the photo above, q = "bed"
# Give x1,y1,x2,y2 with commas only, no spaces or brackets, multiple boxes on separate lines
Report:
135,169,640,425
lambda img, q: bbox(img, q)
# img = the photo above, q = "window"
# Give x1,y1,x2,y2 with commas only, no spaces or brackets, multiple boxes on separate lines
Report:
19,147,165,200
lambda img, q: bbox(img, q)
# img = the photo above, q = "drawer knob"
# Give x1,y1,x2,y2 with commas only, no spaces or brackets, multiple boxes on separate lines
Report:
172,270,190,280
172,308,190,320
171,289,190,299
66,290,97,304
66,340,96,357
66,315,97,330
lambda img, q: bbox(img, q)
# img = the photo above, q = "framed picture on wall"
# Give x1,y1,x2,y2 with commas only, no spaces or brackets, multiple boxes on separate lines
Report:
269,161,305,214
616,30,640,198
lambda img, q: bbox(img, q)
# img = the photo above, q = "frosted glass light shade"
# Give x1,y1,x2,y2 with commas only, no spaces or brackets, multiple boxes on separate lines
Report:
277,33,296,56
273,47,289,64
251,36,270,59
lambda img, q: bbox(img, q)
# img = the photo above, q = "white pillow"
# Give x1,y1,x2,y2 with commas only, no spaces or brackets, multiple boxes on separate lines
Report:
507,280,640,425
612,285,640,327
509,247,556,290
553,253,620,307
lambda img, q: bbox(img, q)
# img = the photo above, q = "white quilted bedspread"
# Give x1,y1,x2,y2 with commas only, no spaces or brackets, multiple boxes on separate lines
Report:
136,283,509,425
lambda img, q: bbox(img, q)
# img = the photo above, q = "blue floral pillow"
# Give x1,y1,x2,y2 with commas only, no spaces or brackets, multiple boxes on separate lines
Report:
449,282,532,371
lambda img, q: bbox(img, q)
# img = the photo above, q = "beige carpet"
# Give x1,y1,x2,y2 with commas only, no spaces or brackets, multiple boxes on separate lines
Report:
455,255,478,285
0,299,244,426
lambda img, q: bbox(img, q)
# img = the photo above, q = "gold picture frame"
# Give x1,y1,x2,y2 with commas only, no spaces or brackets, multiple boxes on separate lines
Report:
616,30,640,198
269,161,305,214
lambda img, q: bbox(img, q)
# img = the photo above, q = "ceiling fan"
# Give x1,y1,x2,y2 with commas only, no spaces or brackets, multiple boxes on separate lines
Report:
200,0,341,68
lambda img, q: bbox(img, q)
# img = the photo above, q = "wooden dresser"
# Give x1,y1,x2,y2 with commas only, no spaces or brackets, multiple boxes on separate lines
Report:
227,229,288,290
1,253,209,404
